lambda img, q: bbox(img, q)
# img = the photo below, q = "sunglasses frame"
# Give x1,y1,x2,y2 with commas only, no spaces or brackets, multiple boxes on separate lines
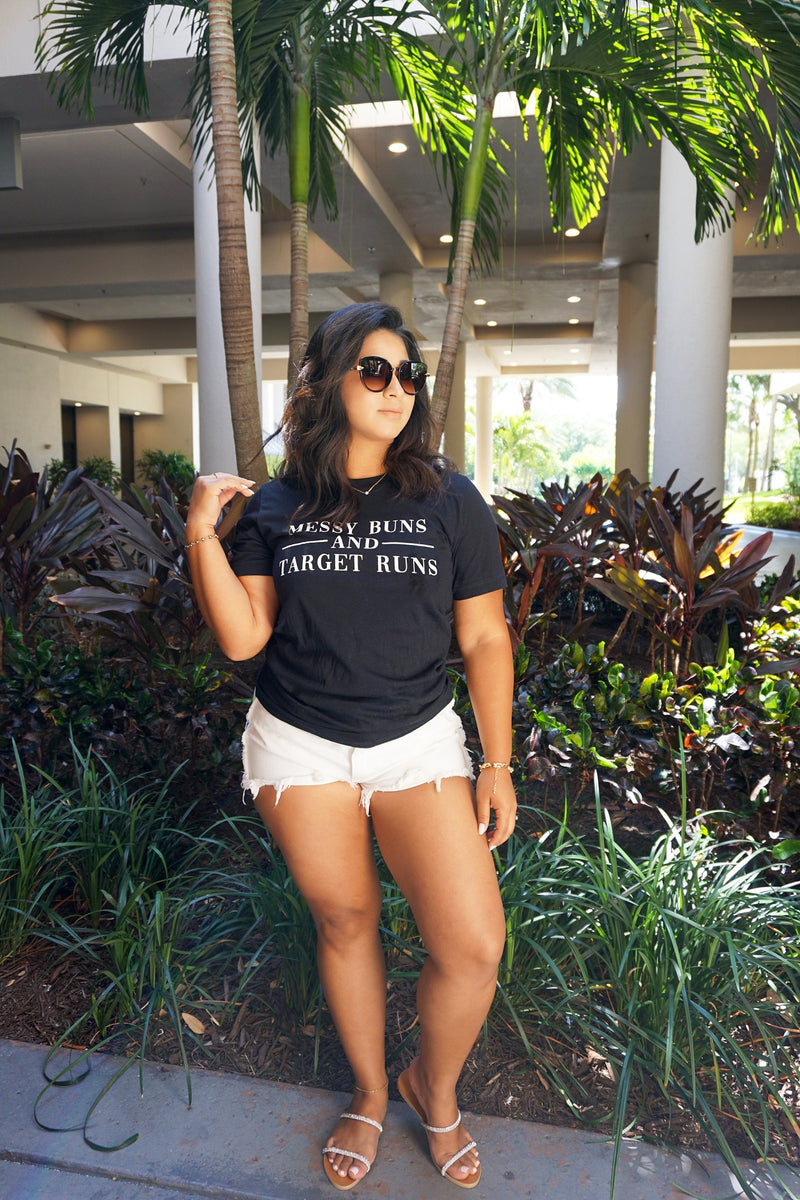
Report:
354,355,428,396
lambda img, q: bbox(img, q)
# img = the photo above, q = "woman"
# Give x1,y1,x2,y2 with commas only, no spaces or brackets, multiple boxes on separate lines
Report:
185,302,516,1190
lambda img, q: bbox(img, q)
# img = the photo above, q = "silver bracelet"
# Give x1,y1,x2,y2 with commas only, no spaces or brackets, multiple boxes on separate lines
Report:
185,531,219,550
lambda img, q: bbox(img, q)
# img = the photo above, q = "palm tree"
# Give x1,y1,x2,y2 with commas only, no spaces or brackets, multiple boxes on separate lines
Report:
402,0,800,431
206,0,265,481
37,0,309,485
254,2,486,392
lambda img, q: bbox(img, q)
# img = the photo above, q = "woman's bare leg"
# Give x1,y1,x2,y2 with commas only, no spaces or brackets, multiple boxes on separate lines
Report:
370,777,506,1183
254,783,387,1183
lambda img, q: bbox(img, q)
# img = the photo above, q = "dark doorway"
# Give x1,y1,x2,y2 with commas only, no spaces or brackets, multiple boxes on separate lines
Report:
120,414,135,483
61,404,77,469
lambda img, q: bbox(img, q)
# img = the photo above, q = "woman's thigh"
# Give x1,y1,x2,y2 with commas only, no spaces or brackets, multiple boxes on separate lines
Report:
253,783,382,924
369,777,506,964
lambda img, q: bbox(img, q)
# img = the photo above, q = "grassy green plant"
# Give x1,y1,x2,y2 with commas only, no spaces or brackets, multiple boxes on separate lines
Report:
494,791,800,1200
0,748,70,958
218,812,321,1028
748,499,800,531
35,744,193,925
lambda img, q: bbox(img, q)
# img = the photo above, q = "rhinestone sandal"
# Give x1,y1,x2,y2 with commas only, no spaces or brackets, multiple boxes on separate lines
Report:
322,1111,384,1191
397,1066,481,1189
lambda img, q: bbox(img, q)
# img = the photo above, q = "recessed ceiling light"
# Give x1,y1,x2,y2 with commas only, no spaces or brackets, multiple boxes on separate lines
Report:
565,227,580,237
439,233,454,244
473,298,487,306
74,401,83,407
567,295,581,303
388,141,407,154
570,347,580,354
568,317,580,325
133,410,141,416
487,320,497,327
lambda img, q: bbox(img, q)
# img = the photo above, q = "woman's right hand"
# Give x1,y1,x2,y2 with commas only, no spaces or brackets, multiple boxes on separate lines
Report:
186,472,256,535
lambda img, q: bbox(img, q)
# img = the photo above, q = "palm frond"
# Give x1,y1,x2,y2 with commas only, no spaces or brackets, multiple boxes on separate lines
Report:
36,0,203,116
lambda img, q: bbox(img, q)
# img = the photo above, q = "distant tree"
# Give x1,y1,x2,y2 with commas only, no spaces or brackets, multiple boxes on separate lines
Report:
493,412,555,492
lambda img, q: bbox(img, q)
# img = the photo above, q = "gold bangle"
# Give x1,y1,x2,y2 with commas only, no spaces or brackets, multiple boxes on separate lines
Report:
185,531,219,550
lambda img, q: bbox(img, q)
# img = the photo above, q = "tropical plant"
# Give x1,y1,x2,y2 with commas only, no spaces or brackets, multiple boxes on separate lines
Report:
0,444,102,649
593,499,773,675
136,449,197,493
48,477,211,667
401,0,800,428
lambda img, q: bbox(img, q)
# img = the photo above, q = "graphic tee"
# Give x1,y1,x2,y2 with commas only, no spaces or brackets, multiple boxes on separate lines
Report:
229,472,505,747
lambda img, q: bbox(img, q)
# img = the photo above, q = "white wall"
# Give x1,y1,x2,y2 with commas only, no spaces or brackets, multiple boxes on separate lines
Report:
0,306,167,472
135,383,195,476
0,1,44,77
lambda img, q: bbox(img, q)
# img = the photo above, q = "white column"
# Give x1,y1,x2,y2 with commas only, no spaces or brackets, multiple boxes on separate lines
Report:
615,261,655,480
192,125,262,475
474,376,494,498
652,139,734,502
443,343,466,471
379,271,413,327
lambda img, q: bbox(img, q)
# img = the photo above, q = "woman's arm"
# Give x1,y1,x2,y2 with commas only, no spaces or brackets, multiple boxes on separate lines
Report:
453,590,517,850
186,473,279,661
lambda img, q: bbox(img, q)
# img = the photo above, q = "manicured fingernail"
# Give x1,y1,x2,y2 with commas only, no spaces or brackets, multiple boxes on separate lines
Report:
478,823,486,835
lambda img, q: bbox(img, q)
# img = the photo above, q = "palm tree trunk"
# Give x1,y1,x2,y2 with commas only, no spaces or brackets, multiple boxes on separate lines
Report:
207,0,267,485
430,99,494,437
287,28,311,394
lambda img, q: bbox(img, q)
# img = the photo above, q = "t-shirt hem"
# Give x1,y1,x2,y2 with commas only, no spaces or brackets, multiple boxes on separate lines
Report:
252,685,453,749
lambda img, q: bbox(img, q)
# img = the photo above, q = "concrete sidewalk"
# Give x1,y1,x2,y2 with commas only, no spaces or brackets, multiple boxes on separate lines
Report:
1,1039,797,1200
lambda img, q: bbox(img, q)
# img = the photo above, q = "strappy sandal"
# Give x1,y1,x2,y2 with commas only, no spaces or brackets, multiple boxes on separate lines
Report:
397,1066,481,1189
322,1111,384,1191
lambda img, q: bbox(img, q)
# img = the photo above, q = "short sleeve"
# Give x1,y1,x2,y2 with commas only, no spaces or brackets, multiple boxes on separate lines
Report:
229,486,274,576
450,476,506,600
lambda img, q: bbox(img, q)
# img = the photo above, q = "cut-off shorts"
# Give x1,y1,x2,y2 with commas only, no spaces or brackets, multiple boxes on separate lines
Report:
241,697,474,814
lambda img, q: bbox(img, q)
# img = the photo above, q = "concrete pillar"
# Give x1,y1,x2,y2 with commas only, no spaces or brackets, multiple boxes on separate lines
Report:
379,271,413,327
474,376,494,498
192,123,262,475
652,139,734,502
615,261,656,480
443,343,467,471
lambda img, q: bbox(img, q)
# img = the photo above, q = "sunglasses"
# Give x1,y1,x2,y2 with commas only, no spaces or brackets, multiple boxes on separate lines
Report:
354,356,428,396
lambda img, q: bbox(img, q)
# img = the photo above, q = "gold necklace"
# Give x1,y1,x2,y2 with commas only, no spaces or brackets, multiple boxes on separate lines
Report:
350,473,386,496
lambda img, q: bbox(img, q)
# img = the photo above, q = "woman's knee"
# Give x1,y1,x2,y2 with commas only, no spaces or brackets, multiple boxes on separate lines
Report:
311,896,382,949
428,910,506,979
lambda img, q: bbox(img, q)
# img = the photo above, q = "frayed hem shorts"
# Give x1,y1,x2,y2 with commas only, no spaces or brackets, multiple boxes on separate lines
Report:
241,698,474,815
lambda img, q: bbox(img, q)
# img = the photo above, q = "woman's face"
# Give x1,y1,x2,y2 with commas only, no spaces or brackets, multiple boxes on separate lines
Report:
339,329,417,461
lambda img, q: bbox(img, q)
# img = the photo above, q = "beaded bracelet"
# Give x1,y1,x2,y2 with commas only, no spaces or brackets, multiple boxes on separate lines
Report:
185,531,219,550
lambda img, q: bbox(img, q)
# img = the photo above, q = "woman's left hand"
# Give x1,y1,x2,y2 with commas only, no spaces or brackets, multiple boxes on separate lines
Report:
476,767,517,850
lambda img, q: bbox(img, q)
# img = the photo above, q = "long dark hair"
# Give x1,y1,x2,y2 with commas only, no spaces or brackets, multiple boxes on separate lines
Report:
276,302,450,522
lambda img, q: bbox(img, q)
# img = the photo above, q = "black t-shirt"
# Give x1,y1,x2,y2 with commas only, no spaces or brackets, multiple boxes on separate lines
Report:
229,472,505,747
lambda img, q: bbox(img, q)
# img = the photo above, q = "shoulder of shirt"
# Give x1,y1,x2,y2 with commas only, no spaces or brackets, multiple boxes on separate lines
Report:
439,471,488,502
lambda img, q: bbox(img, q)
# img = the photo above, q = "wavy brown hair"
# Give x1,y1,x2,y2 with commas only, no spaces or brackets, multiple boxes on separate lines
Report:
275,302,451,522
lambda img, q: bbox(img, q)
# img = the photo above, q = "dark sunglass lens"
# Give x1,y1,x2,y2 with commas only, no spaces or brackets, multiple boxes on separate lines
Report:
359,357,391,391
397,361,428,394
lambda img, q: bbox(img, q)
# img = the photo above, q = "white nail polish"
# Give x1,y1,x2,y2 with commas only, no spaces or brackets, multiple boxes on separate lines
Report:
478,823,486,835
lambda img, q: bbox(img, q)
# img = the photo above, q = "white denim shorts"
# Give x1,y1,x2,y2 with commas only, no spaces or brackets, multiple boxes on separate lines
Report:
241,697,474,814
